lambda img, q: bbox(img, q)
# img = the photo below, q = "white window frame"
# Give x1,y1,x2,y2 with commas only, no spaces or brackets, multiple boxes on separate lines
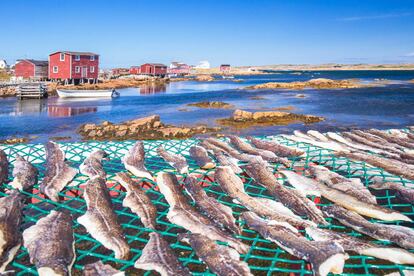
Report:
75,55,80,61
90,66,95,73
60,53,65,61
90,55,95,61
53,66,58,73
75,66,80,73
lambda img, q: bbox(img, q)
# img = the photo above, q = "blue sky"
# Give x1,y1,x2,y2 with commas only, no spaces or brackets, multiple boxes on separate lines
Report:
1,0,414,67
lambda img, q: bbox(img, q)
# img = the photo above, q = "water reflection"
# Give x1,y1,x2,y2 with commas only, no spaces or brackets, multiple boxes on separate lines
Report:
139,83,167,95
15,99,48,115
47,106,98,117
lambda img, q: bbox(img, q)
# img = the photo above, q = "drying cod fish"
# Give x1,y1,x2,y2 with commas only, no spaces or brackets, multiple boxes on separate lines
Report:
185,175,240,234
40,141,77,201
83,261,124,276
156,172,249,253
306,227,414,265
135,232,191,276
246,136,304,158
214,152,243,174
0,191,24,272
342,132,402,154
352,130,410,153
228,135,291,167
336,151,414,181
203,138,269,165
115,172,157,229
281,170,411,222
179,233,252,276
23,211,75,276
243,161,326,225
215,166,316,227
370,179,414,204
80,150,108,179
282,134,349,152
189,145,215,169
0,149,8,185
323,205,414,250
242,212,347,276
307,130,330,142
367,129,414,149
157,146,188,174
326,132,376,152
122,141,152,179
78,177,130,260
307,165,377,204
10,155,38,191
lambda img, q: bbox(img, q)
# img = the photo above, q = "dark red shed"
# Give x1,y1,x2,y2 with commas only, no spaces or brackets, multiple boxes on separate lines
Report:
14,59,48,80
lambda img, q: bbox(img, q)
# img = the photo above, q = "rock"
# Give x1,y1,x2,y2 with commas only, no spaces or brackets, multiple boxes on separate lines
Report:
102,121,112,126
0,137,29,144
218,109,324,128
195,75,215,82
245,78,363,90
88,130,97,137
295,94,306,98
83,124,96,132
187,101,234,109
116,130,127,137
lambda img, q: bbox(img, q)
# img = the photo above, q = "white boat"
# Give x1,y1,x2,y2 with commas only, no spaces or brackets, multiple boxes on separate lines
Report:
57,89,118,98
222,75,235,79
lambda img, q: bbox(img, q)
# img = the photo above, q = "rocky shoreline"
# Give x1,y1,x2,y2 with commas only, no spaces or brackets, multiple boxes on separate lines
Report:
78,115,220,141
217,109,324,128
187,101,234,109
245,78,363,90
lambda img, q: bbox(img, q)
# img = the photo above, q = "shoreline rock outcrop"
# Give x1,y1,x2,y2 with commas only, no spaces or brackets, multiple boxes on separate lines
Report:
245,78,363,90
217,109,324,128
78,115,220,141
187,101,234,109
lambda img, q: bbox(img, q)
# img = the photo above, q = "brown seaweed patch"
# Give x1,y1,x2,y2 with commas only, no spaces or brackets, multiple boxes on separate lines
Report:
187,101,234,109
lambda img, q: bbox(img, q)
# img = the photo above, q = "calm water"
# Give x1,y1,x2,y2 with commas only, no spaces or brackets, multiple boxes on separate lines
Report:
1,70,414,142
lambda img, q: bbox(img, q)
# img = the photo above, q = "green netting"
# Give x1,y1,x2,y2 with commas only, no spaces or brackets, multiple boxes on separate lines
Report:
0,133,413,276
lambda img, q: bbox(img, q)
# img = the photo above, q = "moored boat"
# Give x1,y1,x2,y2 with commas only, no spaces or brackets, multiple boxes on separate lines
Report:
57,89,118,98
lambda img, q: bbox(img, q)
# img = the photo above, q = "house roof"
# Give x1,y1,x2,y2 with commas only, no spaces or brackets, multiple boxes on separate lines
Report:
143,63,167,67
19,59,48,66
50,51,99,56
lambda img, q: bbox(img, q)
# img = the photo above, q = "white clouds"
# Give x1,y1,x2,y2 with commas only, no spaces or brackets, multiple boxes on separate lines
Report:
338,12,412,21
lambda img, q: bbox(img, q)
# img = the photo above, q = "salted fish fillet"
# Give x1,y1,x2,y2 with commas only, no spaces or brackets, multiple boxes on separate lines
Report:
215,166,316,227
228,135,291,167
179,233,252,276
342,132,402,156
189,145,216,169
157,146,188,174
83,261,124,276
203,138,268,164
246,136,305,158
306,227,414,265
243,161,326,225
242,211,348,276
307,130,330,142
352,130,410,153
336,151,414,181
156,172,249,254
23,211,75,276
326,132,378,152
122,141,152,179
184,175,240,234
0,149,8,185
370,180,414,204
281,170,411,222
77,177,130,260
40,141,78,201
115,172,157,229
0,191,24,272
135,232,191,276
323,205,414,249
367,129,414,149
80,150,108,179
282,134,349,152
307,165,377,204
214,151,243,174
10,155,38,191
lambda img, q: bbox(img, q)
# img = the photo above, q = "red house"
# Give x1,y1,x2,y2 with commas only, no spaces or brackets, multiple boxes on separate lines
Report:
14,59,48,80
129,66,141,75
220,64,231,72
49,51,99,84
140,63,167,77
111,68,130,76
